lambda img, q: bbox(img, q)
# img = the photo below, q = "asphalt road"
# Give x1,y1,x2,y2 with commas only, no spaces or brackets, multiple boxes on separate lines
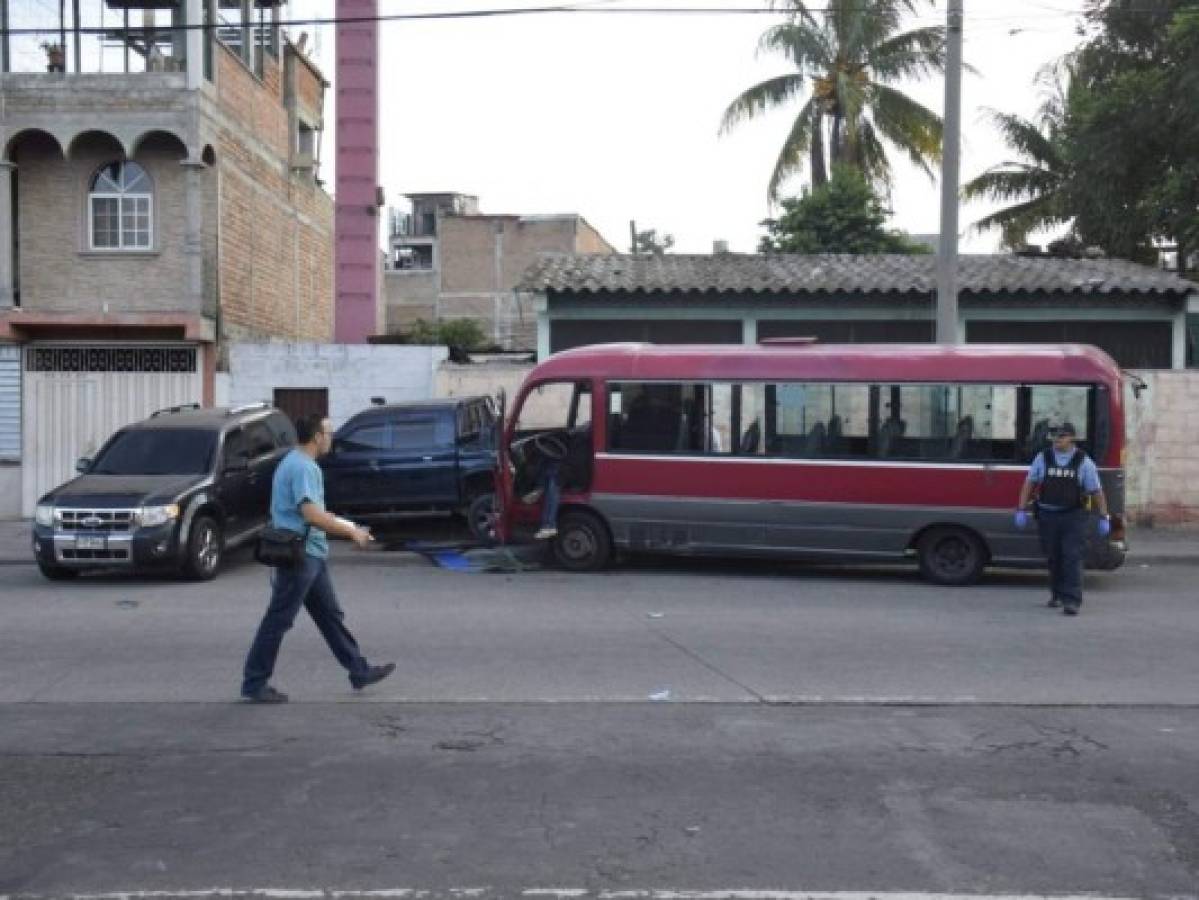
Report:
1,552,1198,898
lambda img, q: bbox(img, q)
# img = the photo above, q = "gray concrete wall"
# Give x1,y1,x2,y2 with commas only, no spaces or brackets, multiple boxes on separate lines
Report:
0,463,22,520
14,135,194,314
226,342,449,430
384,269,438,333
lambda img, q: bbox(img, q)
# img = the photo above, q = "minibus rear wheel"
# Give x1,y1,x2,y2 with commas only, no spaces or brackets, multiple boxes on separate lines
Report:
552,509,612,572
917,525,987,586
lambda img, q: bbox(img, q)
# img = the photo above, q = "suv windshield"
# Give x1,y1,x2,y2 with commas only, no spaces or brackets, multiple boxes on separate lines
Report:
91,429,217,476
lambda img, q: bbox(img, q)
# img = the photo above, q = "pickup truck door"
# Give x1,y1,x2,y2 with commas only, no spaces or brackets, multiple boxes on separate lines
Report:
384,414,458,507
323,420,394,513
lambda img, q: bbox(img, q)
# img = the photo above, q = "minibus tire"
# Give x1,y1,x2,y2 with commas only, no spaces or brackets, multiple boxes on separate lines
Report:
552,509,612,572
917,525,987,586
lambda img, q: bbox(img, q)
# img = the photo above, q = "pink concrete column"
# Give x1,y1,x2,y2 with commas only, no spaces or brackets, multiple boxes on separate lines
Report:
334,0,380,343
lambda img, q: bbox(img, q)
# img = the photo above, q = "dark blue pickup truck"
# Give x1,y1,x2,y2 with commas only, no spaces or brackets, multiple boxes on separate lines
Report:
321,397,498,538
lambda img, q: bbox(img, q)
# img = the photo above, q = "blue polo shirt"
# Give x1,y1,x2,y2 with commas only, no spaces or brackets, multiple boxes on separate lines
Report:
270,449,329,559
1026,447,1101,511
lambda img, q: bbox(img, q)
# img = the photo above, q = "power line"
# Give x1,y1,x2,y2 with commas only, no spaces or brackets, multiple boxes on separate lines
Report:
1,2,1171,38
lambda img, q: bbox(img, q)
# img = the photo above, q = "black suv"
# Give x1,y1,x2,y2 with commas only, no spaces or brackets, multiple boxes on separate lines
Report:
321,397,497,537
32,403,296,581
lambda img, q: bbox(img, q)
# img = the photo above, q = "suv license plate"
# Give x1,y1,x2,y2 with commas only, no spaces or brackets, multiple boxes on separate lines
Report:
76,536,107,551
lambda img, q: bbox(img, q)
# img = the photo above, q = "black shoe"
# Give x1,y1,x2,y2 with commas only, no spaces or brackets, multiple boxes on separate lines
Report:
1047,596,1062,608
351,662,396,690
242,685,288,704
1063,604,1080,616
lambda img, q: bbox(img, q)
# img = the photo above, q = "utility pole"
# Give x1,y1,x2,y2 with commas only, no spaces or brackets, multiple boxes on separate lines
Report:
936,0,963,344
629,220,638,255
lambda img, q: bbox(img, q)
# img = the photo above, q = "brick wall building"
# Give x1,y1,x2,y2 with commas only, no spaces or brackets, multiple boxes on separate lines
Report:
0,0,335,516
385,193,615,350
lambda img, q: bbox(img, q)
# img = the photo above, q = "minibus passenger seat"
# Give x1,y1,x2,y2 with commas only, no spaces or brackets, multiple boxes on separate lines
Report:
877,417,905,457
826,416,845,455
739,420,761,454
950,415,974,458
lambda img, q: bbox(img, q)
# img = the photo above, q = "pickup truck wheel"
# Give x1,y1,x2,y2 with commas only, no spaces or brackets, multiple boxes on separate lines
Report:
466,492,496,541
38,561,79,581
183,515,223,581
552,509,612,572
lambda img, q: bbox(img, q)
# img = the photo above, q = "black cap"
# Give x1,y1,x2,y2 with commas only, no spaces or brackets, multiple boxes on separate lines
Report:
1055,421,1077,437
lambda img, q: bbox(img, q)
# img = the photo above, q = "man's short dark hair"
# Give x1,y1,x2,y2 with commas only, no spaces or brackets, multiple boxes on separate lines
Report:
295,413,326,444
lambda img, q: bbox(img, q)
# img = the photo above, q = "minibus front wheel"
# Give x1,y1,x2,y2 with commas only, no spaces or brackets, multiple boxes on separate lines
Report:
552,508,612,572
916,525,988,586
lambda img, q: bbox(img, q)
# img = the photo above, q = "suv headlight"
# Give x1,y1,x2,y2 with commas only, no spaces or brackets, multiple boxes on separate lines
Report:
136,504,181,528
34,504,55,527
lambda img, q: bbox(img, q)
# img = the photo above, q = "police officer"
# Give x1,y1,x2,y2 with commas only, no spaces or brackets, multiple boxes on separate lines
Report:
1015,422,1111,616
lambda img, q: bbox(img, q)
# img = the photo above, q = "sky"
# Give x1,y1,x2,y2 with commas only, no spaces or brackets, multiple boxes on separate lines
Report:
286,0,1090,254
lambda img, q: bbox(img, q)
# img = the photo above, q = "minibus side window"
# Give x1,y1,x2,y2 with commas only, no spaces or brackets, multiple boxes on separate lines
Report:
875,384,1018,462
766,383,871,459
1020,385,1092,463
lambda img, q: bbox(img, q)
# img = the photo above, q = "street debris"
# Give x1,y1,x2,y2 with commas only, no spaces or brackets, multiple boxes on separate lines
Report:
647,612,664,619
648,689,671,702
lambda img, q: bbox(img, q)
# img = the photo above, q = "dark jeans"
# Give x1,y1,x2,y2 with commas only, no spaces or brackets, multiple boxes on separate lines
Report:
242,555,370,695
541,461,561,528
1037,507,1086,607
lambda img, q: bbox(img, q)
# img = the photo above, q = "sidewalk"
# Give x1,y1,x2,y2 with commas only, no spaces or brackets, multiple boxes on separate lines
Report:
1,517,1196,567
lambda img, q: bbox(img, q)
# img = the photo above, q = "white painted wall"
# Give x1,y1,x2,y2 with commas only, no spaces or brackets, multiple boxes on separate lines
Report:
226,343,449,430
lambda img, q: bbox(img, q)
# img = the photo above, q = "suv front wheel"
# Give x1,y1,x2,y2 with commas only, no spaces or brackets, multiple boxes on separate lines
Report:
183,515,223,581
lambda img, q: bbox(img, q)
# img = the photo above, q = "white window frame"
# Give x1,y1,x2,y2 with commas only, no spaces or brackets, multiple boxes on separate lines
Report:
87,164,154,252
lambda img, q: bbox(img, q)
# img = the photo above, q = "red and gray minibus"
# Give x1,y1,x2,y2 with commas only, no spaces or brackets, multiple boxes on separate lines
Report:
495,342,1127,584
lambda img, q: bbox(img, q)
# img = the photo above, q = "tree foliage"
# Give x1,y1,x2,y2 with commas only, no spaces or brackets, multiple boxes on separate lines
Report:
406,318,489,352
721,0,946,200
970,1,1199,270
630,229,675,255
759,166,930,254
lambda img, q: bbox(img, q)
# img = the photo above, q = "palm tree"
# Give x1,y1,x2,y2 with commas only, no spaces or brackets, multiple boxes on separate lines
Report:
962,67,1073,248
720,0,947,200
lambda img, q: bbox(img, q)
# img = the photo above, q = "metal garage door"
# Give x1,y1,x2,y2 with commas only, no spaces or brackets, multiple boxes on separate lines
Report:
21,345,202,515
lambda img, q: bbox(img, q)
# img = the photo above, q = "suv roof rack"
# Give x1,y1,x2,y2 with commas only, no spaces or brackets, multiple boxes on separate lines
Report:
227,402,270,416
150,403,202,418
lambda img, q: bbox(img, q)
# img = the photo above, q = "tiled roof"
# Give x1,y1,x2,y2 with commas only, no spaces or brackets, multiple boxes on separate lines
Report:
520,253,1197,297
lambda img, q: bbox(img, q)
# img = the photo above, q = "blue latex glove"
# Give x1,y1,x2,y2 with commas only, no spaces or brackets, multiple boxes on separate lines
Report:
1014,510,1030,530
1097,516,1111,537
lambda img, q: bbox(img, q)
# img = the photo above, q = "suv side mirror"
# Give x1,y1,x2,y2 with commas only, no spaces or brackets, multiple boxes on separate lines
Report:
75,457,92,474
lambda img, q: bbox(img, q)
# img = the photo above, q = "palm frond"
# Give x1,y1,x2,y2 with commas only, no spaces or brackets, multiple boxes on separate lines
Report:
757,20,833,70
962,165,1061,204
869,84,943,178
854,121,894,189
968,196,1067,247
867,26,947,80
719,74,809,135
980,109,1063,170
767,97,821,201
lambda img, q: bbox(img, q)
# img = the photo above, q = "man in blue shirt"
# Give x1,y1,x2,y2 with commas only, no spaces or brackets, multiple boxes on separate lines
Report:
241,414,395,703
1015,421,1111,616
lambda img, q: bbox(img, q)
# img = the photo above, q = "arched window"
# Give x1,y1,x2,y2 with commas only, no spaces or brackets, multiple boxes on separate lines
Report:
89,162,153,251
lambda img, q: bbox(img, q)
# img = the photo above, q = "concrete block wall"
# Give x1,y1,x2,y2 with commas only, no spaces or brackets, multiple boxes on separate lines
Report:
14,135,192,314
226,342,448,430
1124,370,1199,526
384,270,438,333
